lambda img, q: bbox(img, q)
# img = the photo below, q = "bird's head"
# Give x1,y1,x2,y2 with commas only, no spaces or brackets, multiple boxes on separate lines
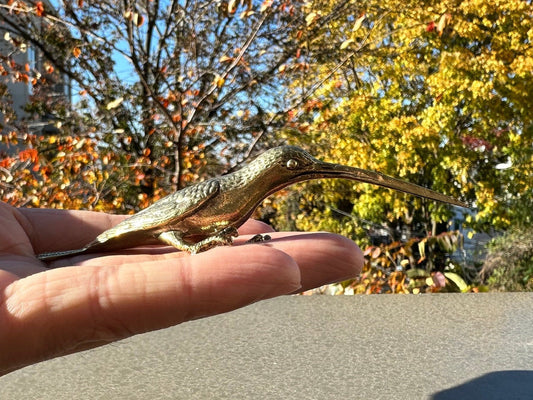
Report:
243,145,466,207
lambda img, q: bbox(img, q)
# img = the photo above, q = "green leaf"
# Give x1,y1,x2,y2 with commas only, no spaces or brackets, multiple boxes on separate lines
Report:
407,268,430,278
444,272,469,293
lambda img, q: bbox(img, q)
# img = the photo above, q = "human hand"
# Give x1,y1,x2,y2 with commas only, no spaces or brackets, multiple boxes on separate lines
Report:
0,202,362,376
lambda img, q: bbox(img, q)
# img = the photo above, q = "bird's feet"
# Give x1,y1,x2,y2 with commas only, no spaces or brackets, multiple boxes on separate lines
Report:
245,233,272,244
186,227,239,254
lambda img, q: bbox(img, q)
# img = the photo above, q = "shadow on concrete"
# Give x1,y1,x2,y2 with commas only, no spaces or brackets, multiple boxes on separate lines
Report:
431,370,533,400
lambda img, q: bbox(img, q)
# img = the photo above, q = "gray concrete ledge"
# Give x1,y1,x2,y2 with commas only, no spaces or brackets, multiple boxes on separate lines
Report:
2,293,533,399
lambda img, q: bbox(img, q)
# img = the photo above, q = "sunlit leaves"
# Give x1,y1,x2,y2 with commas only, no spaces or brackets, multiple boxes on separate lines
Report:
260,0,273,13
35,1,45,17
305,12,319,26
303,231,472,295
2,0,335,215
105,97,124,110
280,0,532,237
352,13,365,32
123,10,144,26
339,39,354,50
436,13,451,35
213,74,225,89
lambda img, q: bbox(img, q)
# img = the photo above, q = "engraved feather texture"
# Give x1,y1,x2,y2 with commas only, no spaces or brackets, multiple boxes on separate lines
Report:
218,147,286,191
97,178,221,240
38,145,467,261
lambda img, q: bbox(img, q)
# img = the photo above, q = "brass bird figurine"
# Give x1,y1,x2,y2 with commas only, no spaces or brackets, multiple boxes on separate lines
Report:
38,146,466,261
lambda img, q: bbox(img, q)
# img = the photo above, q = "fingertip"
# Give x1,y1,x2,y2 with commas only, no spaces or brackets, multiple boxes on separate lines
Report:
330,233,364,278
243,231,363,291
300,232,363,285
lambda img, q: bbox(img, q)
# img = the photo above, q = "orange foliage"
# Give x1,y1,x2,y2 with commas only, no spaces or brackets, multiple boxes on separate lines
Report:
35,2,45,16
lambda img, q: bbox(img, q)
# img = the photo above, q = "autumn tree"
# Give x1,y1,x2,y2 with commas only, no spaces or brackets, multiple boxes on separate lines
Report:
268,0,532,248
1,0,364,211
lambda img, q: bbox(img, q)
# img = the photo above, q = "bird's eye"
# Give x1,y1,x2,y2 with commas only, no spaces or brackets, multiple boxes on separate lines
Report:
286,159,298,169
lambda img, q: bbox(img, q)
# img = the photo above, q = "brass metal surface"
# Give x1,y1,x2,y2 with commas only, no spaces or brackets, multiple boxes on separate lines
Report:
38,146,466,261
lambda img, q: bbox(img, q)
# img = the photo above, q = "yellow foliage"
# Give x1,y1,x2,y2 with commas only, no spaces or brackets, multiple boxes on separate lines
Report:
276,0,532,237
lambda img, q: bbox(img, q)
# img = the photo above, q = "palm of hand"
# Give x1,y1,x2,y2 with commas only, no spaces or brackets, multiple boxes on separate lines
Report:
0,202,362,376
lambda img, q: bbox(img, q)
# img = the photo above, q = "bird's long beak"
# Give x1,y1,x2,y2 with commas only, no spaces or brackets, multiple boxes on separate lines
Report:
307,161,467,208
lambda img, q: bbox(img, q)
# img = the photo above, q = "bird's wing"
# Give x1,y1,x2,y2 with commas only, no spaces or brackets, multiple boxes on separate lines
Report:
94,179,221,244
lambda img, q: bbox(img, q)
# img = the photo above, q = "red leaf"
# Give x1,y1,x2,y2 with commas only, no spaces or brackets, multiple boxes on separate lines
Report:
35,2,45,16
437,13,452,35
432,272,446,288
18,148,38,162
0,157,14,168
